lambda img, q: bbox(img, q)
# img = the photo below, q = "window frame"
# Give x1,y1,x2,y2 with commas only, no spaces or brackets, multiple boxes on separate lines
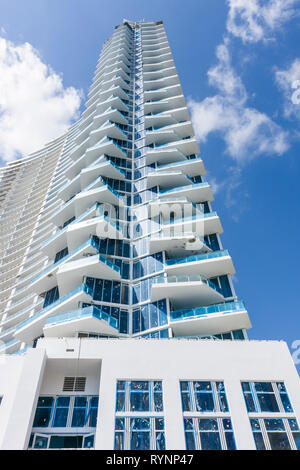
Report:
250,417,300,451
184,417,236,450
241,381,293,414
32,395,99,431
180,380,229,413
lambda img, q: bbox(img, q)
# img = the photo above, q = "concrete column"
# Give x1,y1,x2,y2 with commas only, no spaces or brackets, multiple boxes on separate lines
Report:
0,348,46,450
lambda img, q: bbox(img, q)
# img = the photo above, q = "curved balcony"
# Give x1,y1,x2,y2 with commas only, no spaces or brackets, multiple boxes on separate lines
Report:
43,306,120,338
147,170,191,189
66,215,124,252
165,250,235,278
161,212,223,237
170,301,251,337
92,107,129,129
143,59,174,72
146,121,194,144
161,181,213,203
80,159,125,188
149,233,212,257
56,254,121,296
73,183,124,217
143,67,177,81
155,156,205,178
151,273,225,309
96,95,129,115
144,72,179,88
144,107,190,128
87,120,128,144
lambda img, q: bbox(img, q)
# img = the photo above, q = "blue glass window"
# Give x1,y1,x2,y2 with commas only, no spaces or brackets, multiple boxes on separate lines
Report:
33,397,54,427
250,417,300,450
32,396,98,429
71,397,88,427
114,417,165,450
132,300,167,334
184,418,236,450
43,286,59,308
116,380,163,412
180,381,229,413
54,247,68,263
242,381,293,413
52,396,70,427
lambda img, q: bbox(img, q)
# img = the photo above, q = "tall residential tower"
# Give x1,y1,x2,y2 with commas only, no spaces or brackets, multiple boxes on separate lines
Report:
0,20,299,451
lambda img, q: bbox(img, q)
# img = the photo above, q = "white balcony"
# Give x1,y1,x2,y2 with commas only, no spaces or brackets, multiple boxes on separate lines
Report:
96,95,129,115
149,234,212,257
56,254,121,296
143,74,179,90
66,216,124,252
165,250,235,279
147,170,191,189
161,181,213,203
161,212,223,237
170,301,251,337
92,107,129,128
80,160,125,188
73,185,124,218
151,274,225,309
43,306,119,338
156,157,205,178
145,147,186,165
14,285,93,343
144,107,190,128
29,238,100,295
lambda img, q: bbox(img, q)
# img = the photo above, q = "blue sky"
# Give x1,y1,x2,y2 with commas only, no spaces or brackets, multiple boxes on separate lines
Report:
0,0,299,371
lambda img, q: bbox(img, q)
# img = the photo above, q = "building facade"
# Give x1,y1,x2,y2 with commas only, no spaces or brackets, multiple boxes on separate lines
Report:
0,19,299,450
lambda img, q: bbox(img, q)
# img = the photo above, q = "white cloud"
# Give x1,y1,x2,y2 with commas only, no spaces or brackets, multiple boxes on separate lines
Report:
188,41,289,162
226,0,299,43
0,37,82,162
275,59,300,118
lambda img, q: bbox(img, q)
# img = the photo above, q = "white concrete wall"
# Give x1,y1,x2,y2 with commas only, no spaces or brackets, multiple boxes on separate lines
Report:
0,338,299,450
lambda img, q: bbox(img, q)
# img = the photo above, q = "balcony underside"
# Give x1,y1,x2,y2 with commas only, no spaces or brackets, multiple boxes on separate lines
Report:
66,217,123,251
165,254,235,278
147,171,190,189
149,234,211,257
151,280,224,309
80,161,125,188
56,254,120,296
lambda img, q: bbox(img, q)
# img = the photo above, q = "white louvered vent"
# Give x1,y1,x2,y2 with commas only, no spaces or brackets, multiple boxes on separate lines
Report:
63,377,86,392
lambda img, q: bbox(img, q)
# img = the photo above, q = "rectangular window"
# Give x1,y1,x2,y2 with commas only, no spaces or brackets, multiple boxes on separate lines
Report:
241,381,293,413
180,381,229,413
32,396,98,430
114,417,165,450
184,418,236,450
29,433,95,449
250,418,300,450
116,380,163,412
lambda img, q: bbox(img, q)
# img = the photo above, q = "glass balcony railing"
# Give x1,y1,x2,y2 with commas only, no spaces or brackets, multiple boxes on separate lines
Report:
155,156,203,171
153,273,222,294
166,250,229,266
170,301,246,322
45,305,118,330
161,181,209,196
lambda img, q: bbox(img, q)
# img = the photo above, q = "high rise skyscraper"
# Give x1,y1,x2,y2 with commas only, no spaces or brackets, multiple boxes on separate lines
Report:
0,19,299,451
